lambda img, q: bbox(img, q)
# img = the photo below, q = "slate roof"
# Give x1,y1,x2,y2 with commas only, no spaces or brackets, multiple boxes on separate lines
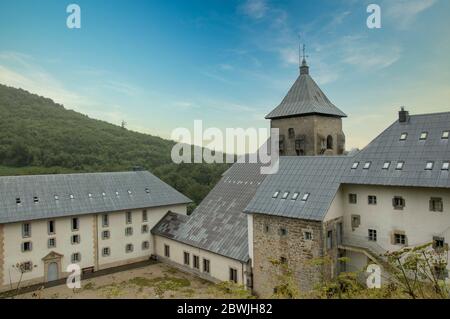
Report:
265,65,347,119
152,162,267,262
0,171,191,224
246,112,450,220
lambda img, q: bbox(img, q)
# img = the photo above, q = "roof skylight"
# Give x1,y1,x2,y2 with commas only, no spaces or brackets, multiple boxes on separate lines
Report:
396,161,405,170
70,194,75,199
351,162,359,169
442,162,449,171
363,162,371,169
292,192,300,200
400,133,408,141
54,195,59,200
302,193,310,201
425,161,434,170
383,161,391,169
272,191,280,198
442,131,449,139
282,192,290,199
419,132,428,140
127,190,132,195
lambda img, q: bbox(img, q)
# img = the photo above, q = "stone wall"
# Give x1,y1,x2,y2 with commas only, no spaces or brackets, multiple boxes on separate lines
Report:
251,214,324,297
271,115,344,156
0,224,3,288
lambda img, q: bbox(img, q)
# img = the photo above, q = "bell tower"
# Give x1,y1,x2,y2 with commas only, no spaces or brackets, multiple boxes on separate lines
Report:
266,46,346,156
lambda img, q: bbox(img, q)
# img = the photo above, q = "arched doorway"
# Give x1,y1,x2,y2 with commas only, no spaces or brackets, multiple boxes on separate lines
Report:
48,262,59,282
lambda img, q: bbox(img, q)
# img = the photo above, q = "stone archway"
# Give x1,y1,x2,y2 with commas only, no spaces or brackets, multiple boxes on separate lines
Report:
42,251,63,282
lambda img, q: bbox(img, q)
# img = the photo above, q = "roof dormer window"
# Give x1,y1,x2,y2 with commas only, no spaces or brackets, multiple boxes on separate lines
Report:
33,196,39,203
383,161,391,169
419,132,428,140
351,162,359,169
425,161,434,170
127,190,132,195
16,197,21,205
70,194,75,200
363,162,371,169
145,188,150,194
302,193,310,201
282,192,290,199
442,162,449,171
400,133,408,141
442,131,449,139
272,191,280,198
292,192,300,200
396,161,405,170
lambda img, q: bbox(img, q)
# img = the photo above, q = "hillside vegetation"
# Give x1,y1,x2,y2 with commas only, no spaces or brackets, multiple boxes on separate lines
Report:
0,84,230,208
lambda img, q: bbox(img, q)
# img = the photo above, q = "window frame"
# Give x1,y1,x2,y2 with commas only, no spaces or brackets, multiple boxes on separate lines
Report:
71,234,81,245
125,227,133,236
48,237,56,248
102,214,109,227
383,161,391,170
71,252,81,263
102,247,111,257
193,255,200,270
368,229,377,242
48,220,55,235
183,251,190,266
164,244,170,258
430,197,443,212
126,211,133,224
229,267,238,283
368,195,377,205
349,193,357,204
22,223,31,238
203,258,210,274
71,218,79,231
21,241,33,252
125,243,134,253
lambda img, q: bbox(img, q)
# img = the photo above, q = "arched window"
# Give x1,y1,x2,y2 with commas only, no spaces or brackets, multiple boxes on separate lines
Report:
327,135,333,150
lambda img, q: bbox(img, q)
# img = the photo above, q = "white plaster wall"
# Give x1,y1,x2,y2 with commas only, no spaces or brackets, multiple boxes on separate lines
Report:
154,236,247,285
247,214,254,268
2,215,94,286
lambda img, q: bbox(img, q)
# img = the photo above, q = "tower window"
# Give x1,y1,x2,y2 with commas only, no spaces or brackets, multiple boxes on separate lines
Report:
326,135,333,150
288,128,295,139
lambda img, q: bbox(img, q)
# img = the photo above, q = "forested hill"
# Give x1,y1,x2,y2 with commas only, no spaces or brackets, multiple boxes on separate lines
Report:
0,84,230,208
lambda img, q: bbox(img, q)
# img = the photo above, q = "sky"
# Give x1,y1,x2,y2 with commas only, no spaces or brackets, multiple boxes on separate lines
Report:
0,0,449,154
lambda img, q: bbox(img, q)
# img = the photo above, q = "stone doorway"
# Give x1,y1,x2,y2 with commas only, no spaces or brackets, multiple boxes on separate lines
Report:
42,251,63,282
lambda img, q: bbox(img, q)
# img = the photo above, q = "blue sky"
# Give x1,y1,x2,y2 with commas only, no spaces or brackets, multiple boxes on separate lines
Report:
0,0,449,153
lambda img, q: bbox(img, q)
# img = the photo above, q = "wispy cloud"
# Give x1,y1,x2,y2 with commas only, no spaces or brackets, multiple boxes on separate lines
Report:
239,0,268,19
384,0,438,29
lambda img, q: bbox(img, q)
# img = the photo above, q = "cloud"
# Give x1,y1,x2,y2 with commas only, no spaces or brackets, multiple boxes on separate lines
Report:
384,0,438,29
240,0,268,19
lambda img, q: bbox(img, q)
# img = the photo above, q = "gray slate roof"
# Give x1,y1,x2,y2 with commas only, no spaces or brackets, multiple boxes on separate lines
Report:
265,69,347,119
153,162,267,262
0,171,191,224
246,112,450,220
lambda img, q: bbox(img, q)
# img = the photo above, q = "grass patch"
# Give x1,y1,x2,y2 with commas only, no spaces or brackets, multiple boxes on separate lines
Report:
128,276,191,298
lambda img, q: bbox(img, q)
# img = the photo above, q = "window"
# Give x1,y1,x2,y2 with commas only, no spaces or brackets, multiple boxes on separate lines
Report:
368,229,377,242
102,214,109,227
115,191,120,196
142,210,148,222
21,262,33,273
48,220,55,235
442,131,450,139
292,192,300,200
145,188,150,194
22,241,32,252
70,194,74,200
368,195,377,205
203,259,210,274
54,195,59,200
229,268,238,283
425,161,434,170
400,133,408,141
304,231,312,240
125,227,133,236
396,161,405,170
102,192,106,197
442,162,449,171
125,244,134,253
88,193,92,198
351,162,359,169
279,228,288,236
363,161,371,169
142,241,150,250
394,233,407,245
71,234,81,244
126,211,132,224
71,253,81,263
393,196,405,210
193,255,200,269
164,244,170,258
141,225,149,234
16,197,21,205
48,238,56,248
184,252,190,265
102,247,110,257
22,223,31,238
433,237,445,250
281,192,290,199
102,230,110,240
430,198,443,212
33,196,39,203
288,128,295,139
326,230,333,249
383,161,391,170
326,135,333,150
351,215,361,229
349,193,357,204
301,193,310,201
264,225,270,233
272,191,280,198
419,132,428,140
71,218,79,231
127,190,132,195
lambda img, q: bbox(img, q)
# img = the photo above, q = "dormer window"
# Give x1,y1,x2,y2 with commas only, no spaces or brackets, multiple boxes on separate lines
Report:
302,193,310,201
282,192,290,199
70,194,75,200
442,131,449,139
16,198,21,205
351,162,359,169
363,162,371,169
145,188,150,194
442,162,449,171
396,161,405,170
272,191,280,198
127,190,132,195
383,161,391,169
400,133,408,141
425,161,434,170
33,196,39,203
54,195,59,200
419,132,428,140
292,192,300,200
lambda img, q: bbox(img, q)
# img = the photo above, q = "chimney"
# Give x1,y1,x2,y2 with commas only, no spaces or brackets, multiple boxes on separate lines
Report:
398,107,409,123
